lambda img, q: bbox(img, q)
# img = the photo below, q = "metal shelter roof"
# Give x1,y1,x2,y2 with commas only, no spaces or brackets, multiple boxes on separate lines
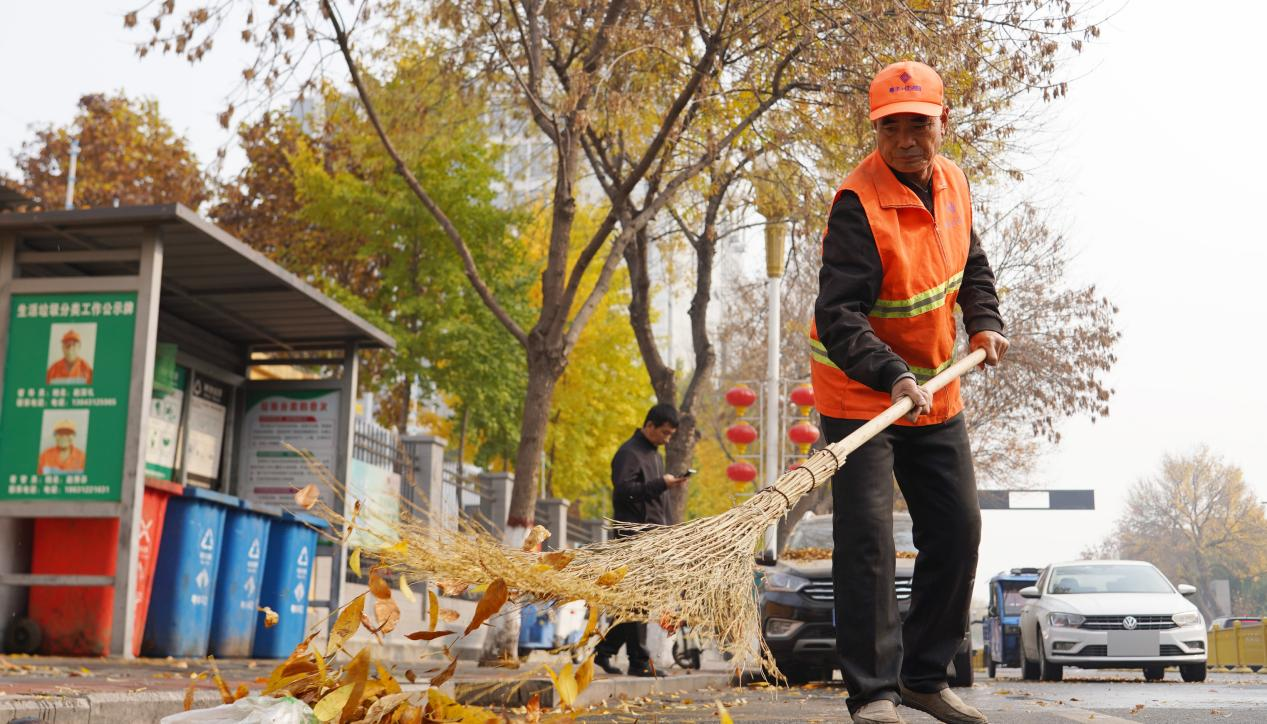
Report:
0,204,394,350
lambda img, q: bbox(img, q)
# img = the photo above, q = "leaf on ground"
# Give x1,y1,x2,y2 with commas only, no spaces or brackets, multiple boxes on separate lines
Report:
522,524,551,551
575,654,595,694
294,484,319,510
465,578,509,635
338,648,371,722
232,683,248,701
374,596,401,634
376,661,402,695
208,658,233,705
257,606,279,628
428,589,440,631
399,573,416,603
368,566,392,599
430,656,459,687
326,593,367,657
312,682,355,721
597,565,628,587
717,700,735,724
349,547,363,577
398,704,423,724
541,550,575,570
405,630,456,641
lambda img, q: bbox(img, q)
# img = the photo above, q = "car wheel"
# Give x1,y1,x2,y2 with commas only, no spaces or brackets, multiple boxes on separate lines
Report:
1142,665,1165,681
1180,663,1207,682
985,646,996,679
1038,637,1062,682
1021,636,1040,681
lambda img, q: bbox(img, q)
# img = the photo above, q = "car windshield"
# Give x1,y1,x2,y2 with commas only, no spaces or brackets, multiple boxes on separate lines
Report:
1000,586,1028,615
1047,564,1173,594
785,521,833,552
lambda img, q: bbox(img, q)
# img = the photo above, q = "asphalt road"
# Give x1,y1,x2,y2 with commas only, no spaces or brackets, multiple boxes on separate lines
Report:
576,668,1267,723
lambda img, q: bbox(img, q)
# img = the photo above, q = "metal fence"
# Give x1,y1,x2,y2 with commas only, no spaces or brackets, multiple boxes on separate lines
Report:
352,417,415,506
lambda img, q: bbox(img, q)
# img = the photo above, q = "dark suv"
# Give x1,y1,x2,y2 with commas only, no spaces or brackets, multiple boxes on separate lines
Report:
756,512,972,686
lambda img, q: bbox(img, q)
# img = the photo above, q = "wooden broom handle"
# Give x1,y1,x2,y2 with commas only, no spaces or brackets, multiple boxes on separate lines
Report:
824,348,988,460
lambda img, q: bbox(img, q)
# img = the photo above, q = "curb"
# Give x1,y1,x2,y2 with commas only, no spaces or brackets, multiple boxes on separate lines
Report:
1,690,224,724
454,671,736,709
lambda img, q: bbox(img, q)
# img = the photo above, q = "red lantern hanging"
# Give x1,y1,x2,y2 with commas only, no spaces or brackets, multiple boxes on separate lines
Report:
789,384,816,417
726,461,758,484
724,384,758,417
725,422,758,454
788,421,821,455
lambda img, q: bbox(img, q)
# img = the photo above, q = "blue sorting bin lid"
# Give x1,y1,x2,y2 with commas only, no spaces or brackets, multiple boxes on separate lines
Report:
238,498,284,517
279,508,330,530
181,486,240,507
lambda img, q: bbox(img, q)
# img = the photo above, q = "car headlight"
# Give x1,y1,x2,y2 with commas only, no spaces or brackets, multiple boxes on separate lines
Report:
1048,612,1085,628
1173,611,1202,627
763,570,810,593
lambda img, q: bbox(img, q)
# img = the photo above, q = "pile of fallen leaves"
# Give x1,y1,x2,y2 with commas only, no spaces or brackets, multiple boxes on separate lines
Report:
780,547,832,561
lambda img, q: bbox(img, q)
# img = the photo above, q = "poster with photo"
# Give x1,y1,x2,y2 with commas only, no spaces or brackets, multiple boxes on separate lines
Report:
0,293,137,501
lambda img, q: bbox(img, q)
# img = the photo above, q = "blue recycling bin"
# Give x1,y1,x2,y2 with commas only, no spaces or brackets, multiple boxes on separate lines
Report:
208,499,277,657
141,487,235,657
252,510,327,658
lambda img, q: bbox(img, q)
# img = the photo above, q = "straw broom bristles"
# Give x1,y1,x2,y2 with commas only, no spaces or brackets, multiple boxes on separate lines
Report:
303,351,985,674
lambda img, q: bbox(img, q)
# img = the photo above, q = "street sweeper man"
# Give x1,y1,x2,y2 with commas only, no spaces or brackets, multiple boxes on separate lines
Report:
811,61,1009,724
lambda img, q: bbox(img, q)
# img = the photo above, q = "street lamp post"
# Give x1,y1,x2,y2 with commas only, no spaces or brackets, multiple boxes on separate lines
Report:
760,205,784,556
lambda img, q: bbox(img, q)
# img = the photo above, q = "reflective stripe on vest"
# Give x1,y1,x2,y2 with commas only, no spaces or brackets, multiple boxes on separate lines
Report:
810,335,953,383
870,271,963,319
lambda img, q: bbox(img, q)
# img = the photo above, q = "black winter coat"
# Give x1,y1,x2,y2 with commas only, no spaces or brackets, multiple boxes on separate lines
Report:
610,429,668,531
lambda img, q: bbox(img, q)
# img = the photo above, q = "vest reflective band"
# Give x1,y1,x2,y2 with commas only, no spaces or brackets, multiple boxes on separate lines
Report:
810,151,973,425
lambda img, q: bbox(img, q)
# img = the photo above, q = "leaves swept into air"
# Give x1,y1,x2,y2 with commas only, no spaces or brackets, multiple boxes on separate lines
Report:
464,578,508,635
596,565,628,588
405,630,456,641
294,484,319,510
521,524,550,551
429,656,459,687
326,594,366,657
258,605,279,628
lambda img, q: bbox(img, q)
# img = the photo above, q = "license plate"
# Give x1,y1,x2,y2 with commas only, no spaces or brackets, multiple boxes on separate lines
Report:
1107,630,1160,657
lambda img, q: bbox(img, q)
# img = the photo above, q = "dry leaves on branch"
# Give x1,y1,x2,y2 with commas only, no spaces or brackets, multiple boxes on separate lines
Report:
294,484,319,510
596,565,628,587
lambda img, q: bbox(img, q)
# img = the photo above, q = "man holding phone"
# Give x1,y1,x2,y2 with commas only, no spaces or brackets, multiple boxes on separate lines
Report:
595,403,690,676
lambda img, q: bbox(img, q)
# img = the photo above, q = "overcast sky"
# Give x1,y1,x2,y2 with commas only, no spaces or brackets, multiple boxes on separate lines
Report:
4,2,1264,604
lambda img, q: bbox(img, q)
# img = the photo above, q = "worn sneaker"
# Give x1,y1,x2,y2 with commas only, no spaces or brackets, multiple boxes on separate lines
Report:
852,699,906,724
898,685,987,724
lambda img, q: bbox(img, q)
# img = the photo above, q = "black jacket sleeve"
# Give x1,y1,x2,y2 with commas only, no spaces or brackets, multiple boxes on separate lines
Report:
611,445,666,505
814,191,912,393
959,228,1006,337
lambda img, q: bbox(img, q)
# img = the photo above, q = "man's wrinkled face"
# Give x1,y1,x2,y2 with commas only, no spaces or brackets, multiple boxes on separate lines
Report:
62,340,80,363
873,110,948,180
55,432,74,450
642,422,677,447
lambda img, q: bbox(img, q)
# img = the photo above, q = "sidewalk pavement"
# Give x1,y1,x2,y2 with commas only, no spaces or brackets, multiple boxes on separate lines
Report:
0,652,736,722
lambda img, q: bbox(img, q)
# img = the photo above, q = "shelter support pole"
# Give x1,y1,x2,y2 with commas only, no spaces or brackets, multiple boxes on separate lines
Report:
110,230,163,657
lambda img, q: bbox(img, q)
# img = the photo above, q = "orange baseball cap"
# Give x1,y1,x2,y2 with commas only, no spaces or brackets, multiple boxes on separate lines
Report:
53,419,76,434
869,61,944,120
62,329,81,343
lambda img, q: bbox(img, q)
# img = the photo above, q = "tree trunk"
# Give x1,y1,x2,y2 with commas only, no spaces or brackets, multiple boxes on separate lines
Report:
477,341,561,665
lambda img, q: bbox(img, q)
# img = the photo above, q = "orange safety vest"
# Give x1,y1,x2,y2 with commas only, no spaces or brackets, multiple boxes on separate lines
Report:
810,151,972,426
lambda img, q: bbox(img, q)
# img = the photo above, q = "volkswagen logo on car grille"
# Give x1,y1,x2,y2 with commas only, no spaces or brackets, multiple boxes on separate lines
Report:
1122,615,1138,630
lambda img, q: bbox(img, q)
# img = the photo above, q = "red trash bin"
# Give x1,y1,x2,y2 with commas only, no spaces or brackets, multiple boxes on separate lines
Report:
28,479,183,655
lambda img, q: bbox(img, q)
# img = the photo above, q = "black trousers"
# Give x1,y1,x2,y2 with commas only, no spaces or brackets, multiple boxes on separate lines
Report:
822,413,981,712
594,621,649,669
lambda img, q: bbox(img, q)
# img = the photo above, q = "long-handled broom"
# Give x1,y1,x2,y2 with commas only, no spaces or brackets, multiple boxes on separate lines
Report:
313,348,988,672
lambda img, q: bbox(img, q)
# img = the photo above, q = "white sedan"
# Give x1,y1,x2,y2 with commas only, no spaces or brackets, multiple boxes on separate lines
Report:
1018,560,1207,682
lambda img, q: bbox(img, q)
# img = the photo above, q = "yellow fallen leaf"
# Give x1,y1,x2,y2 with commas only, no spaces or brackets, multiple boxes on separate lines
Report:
293,484,319,510
717,700,735,724
312,682,355,721
546,663,579,709
368,567,391,599
337,648,371,722
374,597,401,634
348,548,362,577
597,565,628,587
465,578,509,635
542,550,575,570
257,606,279,628
399,573,416,603
326,594,366,657
575,654,595,694
428,589,439,631
582,605,599,641
522,524,551,551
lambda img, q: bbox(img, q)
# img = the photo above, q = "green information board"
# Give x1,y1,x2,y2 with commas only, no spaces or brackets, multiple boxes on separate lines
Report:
0,292,138,501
